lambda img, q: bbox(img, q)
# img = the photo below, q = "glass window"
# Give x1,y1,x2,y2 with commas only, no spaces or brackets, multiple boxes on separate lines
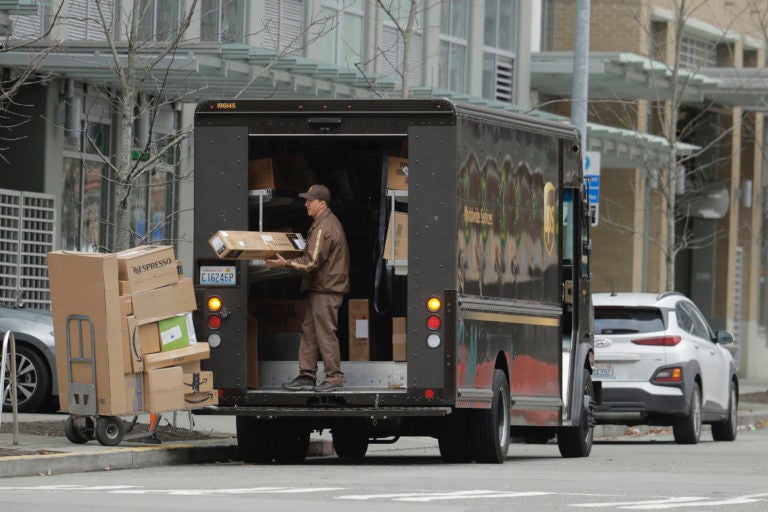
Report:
594,307,665,335
679,32,718,69
439,40,466,92
201,0,244,43
316,1,364,69
682,302,713,340
138,0,181,42
438,0,468,92
484,0,516,50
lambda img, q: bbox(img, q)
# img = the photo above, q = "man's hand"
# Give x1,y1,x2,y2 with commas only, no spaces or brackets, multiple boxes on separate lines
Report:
265,253,287,267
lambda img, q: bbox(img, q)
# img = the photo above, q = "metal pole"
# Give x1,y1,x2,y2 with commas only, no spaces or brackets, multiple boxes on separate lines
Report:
571,0,591,152
1,331,19,444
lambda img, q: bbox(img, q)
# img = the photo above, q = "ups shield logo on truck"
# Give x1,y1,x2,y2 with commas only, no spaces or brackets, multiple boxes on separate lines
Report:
543,182,556,255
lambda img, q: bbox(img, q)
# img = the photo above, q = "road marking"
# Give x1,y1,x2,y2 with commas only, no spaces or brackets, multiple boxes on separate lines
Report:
110,487,344,496
339,490,553,502
573,494,768,509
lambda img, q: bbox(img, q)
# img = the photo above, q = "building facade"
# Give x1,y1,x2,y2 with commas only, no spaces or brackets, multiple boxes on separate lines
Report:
1,0,767,378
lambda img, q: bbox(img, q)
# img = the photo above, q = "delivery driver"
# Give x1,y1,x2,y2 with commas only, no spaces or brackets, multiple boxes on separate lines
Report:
265,184,350,392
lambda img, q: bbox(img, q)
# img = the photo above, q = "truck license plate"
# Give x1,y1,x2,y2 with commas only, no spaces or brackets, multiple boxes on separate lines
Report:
199,265,237,286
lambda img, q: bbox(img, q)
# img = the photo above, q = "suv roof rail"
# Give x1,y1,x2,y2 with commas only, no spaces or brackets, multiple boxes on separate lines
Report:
656,291,684,301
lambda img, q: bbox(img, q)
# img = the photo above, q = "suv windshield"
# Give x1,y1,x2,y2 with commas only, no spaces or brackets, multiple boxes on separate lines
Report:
594,307,665,335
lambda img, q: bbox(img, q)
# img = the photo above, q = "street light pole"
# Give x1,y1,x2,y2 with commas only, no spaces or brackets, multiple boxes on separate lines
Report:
571,0,591,152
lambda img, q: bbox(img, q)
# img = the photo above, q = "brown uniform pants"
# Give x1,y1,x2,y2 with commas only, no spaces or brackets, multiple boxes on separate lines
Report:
298,292,344,385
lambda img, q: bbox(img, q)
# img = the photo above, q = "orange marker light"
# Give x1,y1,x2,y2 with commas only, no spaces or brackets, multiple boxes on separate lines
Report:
207,296,222,312
427,296,442,312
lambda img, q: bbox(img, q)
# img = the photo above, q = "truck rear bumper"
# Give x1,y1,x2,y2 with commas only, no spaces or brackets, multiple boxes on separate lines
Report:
197,405,452,418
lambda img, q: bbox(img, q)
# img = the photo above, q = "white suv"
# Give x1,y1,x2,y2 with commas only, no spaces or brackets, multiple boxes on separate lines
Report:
592,292,738,444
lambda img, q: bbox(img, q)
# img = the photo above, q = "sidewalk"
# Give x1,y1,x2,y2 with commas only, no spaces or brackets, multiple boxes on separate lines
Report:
2,379,767,479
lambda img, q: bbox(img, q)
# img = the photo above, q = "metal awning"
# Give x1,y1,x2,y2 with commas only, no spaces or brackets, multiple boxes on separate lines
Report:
0,42,395,100
532,51,720,103
532,51,768,111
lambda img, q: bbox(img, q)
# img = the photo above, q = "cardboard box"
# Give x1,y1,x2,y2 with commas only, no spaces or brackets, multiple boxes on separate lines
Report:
130,278,197,325
179,360,201,374
124,316,144,373
138,322,162,355
247,315,259,388
348,299,370,361
393,317,406,361
48,251,128,415
386,156,408,190
209,230,305,260
383,212,408,261
157,312,197,352
248,156,314,191
250,299,308,332
184,390,219,408
143,342,211,371
183,370,214,394
144,366,185,413
115,245,178,294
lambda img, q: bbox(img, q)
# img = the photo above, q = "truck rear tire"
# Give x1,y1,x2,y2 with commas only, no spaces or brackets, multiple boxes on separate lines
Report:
236,416,273,463
471,369,510,463
272,421,310,464
438,409,473,463
557,368,594,458
332,429,369,460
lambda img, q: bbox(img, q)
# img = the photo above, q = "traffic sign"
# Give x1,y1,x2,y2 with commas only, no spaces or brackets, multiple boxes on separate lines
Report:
584,151,601,226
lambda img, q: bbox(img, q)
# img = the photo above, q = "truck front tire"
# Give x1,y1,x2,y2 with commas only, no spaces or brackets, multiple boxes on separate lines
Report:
557,368,594,458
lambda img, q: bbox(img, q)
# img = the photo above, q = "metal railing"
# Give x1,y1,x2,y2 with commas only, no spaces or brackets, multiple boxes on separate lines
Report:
1,330,19,444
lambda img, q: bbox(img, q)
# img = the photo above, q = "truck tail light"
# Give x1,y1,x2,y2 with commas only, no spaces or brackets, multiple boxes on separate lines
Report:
207,296,222,312
207,314,222,330
425,296,442,348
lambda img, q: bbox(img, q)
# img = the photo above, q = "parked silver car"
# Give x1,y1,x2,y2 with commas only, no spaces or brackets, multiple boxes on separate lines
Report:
592,291,738,444
0,304,58,412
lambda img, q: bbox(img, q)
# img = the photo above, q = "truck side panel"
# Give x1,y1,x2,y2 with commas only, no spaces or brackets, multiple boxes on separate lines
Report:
193,125,249,391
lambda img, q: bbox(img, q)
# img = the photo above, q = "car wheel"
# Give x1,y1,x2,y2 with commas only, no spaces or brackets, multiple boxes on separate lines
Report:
711,383,738,442
673,384,701,444
2,345,51,413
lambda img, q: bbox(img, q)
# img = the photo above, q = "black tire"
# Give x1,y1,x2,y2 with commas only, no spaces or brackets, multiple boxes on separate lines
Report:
94,416,126,446
711,383,738,442
673,384,701,444
271,422,310,464
471,369,510,463
64,415,94,444
557,368,594,458
236,416,273,463
438,409,473,463
2,345,51,413
332,429,369,461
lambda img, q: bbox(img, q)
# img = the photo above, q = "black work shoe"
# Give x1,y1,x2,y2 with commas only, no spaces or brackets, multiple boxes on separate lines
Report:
283,376,316,391
314,381,343,392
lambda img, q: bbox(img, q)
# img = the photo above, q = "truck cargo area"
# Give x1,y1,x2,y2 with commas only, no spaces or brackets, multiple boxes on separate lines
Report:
244,135,410,395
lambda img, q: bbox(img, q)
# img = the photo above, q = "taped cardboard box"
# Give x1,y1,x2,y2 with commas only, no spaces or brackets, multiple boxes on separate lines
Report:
144,366,185,413
133,313,198,354
124,316,144,373
48,251,128,415
393,317,407,361
209,230,305,260
115,245,178,294
386,156,408,190
184,390,219,408
248,156,314,191
183,370,214,394
383,212,408,261
348,299,370,361
143,342,210,371
250,299,308,332
130,278,197,325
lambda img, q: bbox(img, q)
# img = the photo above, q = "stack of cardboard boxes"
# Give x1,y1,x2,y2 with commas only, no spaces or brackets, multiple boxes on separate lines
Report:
48,245,216,417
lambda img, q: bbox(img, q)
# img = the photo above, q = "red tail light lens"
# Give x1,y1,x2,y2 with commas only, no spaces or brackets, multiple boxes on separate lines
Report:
631,335,681,346
426,315,441,330
207,314,222,330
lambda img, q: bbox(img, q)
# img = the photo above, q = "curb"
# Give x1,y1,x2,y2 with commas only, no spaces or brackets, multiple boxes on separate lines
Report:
0,442,240,479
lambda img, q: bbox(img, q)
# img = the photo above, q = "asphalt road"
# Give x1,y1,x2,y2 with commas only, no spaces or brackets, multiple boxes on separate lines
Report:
0,426,766,512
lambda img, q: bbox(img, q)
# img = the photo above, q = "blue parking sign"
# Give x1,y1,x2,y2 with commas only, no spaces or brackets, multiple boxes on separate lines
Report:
586,174,600,204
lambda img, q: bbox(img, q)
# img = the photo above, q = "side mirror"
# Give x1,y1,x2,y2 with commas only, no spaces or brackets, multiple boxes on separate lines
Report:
715,330,734,345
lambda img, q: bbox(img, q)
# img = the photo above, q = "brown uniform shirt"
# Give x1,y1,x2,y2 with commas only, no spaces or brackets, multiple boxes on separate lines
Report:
286,208,350,293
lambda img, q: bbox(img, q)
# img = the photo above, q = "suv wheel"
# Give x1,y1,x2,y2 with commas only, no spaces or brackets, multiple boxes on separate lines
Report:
673,384,701,444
